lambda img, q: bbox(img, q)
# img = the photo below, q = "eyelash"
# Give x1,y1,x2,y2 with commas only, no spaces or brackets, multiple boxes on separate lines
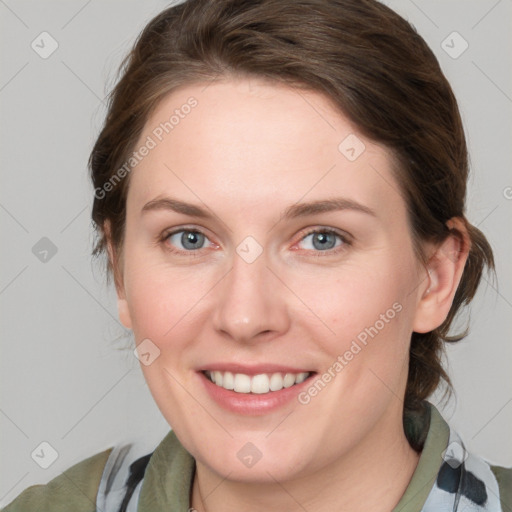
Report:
159,226,351,258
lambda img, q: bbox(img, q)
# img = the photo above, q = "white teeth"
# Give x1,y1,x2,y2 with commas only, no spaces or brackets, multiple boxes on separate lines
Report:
295,372,308,384
283,373,296,388
213,371,223,386
234,373,251,393
269,373,283,391
205,370,311,394
223,371,234,390
251,374,270,394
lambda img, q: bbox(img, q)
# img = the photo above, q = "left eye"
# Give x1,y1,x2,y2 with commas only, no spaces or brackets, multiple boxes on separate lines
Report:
296,229,346,253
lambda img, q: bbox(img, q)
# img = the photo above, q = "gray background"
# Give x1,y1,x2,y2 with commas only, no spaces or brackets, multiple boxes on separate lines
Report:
0,0,511,506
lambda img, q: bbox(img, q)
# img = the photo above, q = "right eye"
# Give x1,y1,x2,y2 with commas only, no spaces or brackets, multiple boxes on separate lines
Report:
162,228,215,255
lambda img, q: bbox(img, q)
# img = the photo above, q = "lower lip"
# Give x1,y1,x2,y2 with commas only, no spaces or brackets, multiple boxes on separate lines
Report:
198,371,315,415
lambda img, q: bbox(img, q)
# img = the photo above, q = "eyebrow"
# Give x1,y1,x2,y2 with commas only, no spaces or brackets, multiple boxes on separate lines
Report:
141,196,377,220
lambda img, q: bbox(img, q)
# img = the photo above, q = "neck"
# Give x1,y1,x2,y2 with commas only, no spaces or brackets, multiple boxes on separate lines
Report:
190,405,421,512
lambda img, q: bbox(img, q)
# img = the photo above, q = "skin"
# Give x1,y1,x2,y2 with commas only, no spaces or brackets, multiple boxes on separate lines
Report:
106,77,469,512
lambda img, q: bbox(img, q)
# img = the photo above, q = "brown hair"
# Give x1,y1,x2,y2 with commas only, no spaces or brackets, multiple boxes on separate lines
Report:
89,0,494,418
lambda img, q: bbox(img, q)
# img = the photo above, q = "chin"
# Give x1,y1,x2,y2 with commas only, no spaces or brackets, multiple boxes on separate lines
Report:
193,437,315,484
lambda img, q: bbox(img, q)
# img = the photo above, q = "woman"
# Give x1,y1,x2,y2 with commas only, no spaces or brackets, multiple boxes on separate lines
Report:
3,0,510,511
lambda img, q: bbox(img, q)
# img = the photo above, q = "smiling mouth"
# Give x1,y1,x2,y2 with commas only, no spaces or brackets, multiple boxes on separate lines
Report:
203,370,314,394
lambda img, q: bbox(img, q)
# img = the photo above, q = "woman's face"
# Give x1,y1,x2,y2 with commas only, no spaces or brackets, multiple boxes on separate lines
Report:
114,78,431,482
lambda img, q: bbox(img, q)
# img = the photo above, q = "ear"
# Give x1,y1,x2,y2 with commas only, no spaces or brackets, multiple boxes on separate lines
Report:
412,218,470,333
104,221,132,330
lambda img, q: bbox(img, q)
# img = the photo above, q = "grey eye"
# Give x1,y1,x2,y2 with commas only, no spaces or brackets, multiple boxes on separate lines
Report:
167,230,208,251
299,231,343,251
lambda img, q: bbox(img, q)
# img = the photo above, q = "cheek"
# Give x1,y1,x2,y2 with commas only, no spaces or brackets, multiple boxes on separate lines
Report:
297,256,416,369
125,265,203,342
122,241,222,366
124,261,208,401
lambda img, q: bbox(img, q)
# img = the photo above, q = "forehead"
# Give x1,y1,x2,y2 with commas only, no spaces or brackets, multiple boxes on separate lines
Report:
126,78,405,221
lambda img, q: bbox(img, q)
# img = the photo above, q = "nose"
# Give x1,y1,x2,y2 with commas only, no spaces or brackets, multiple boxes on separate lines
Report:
212,246,291,344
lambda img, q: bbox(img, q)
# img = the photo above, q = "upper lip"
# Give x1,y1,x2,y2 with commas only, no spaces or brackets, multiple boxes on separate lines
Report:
198,363,314,376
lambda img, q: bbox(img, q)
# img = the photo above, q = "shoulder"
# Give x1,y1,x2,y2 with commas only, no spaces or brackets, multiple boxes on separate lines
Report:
1,447,113,512
440,425,512,510
1,434,168,512
490,464,512,509
412,402,512,511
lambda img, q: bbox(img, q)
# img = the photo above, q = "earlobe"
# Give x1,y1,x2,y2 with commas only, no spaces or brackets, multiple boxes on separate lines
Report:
412,218,470,333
